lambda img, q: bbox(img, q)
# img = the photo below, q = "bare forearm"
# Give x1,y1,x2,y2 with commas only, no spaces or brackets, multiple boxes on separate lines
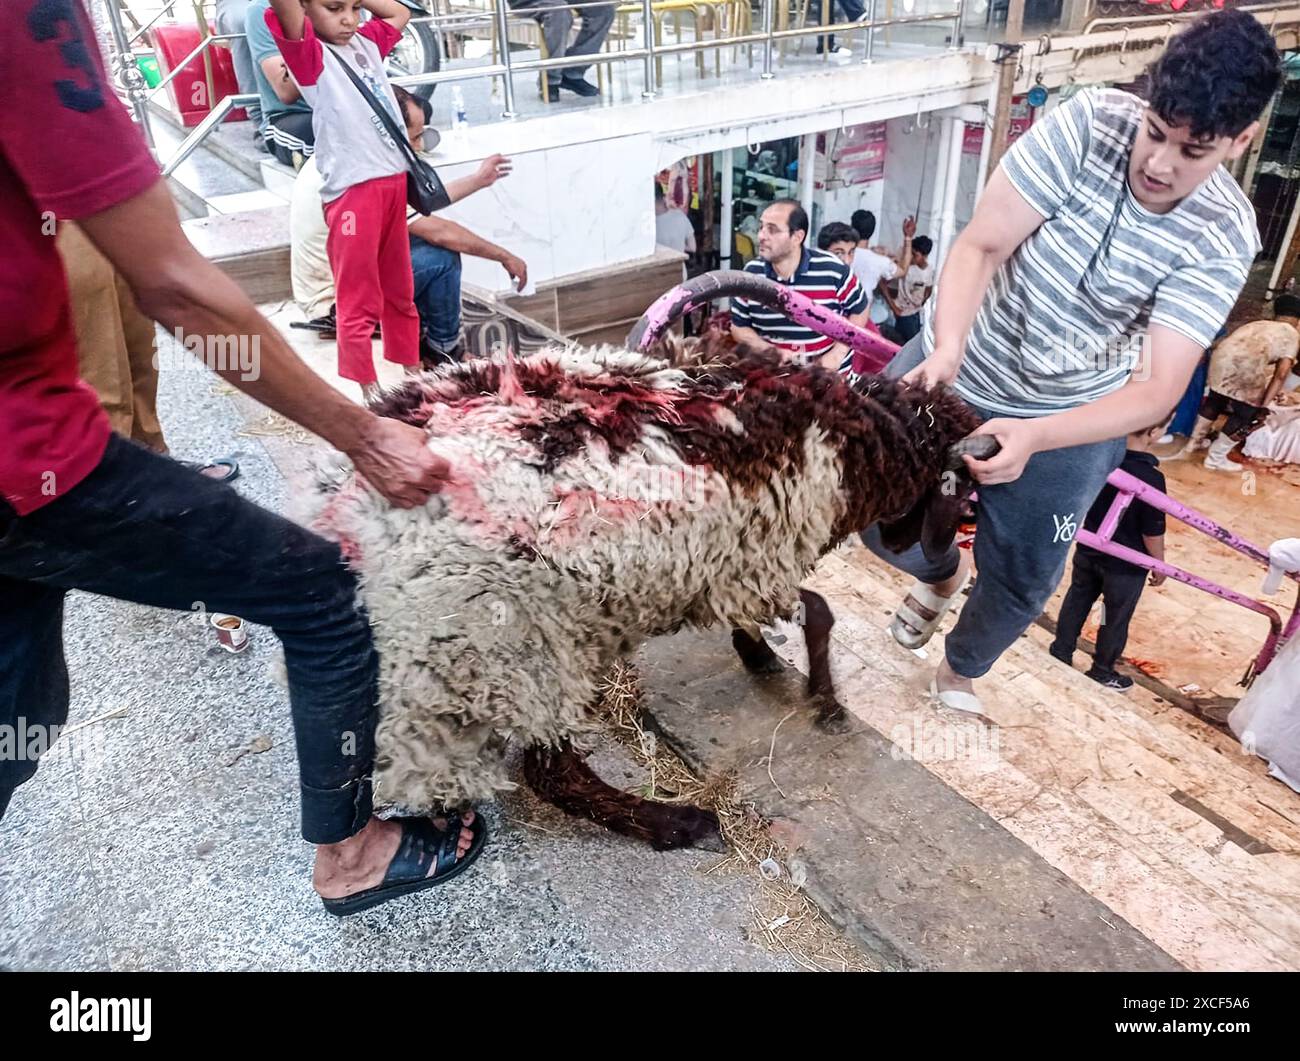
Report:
268,0,304,37
1262,359,1294,407
929,236,1000,359
895,237,912,274
1027,376,1186,453
409,217,506,262
363,0,411,29
731,324,764,347
443,175,487,205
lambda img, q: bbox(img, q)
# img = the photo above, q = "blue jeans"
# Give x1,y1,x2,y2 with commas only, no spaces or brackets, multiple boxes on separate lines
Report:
860,336,1126,679
410,237,463,355
0,435,379,843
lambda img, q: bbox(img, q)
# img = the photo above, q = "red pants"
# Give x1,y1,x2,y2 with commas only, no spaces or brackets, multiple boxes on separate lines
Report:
323,173,419,384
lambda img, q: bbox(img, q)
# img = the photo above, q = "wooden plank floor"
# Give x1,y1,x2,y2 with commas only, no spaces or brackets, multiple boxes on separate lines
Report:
768,539,1300,971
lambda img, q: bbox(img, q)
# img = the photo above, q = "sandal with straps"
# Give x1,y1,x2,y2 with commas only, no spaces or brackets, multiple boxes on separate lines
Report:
889,570,971,650
321,812,487,918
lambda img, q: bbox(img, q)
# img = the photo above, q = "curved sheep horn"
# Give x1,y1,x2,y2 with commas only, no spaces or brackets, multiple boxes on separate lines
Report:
945,434,1001,470
629,270,898,373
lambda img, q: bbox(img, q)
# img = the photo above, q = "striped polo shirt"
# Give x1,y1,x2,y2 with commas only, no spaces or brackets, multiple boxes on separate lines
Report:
922,88,1260,417
731,247,868,362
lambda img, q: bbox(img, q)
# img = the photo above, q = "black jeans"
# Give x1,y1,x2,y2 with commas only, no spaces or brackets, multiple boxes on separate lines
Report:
1199,388,1267,442
0,435,378,844
1051,547,1147,675
893,312,922,343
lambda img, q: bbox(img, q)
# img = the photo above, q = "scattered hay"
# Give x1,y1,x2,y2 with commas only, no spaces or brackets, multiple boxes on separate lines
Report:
594,659,872,972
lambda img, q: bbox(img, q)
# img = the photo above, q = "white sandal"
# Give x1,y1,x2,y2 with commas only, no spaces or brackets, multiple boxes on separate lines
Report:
929,678,985,716
889,570,971,650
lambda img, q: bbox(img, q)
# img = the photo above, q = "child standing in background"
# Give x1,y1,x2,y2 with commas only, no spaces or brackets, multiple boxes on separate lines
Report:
267,0,419,401
1050,419,1170,691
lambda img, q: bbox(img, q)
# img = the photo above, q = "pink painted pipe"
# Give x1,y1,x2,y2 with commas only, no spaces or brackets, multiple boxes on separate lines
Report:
627,269,899,374
1078,468,1300,683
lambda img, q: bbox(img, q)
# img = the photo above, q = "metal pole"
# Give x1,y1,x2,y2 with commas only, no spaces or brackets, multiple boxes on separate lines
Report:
949,0,966,50
641,0,657,98
101,0,155,150
493,0,518,118
861,0,877,65
985,0,1026,181
720,150,734,269
761,0,774,79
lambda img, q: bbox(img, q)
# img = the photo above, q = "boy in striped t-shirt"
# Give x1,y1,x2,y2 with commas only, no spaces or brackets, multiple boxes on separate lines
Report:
862,10,1280,715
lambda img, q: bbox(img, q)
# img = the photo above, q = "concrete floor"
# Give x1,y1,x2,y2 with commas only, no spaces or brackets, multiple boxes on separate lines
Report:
0,335,805,972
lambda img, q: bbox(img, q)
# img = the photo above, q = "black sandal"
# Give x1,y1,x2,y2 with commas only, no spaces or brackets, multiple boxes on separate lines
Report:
320,813,487,918
180,457,240,483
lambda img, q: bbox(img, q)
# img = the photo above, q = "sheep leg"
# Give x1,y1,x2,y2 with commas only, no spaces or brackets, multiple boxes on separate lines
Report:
523,743,724,852
731,624,783,674
800,588,849,733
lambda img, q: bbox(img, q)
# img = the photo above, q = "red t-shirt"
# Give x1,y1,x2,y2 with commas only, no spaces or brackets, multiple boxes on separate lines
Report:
0,0,160,515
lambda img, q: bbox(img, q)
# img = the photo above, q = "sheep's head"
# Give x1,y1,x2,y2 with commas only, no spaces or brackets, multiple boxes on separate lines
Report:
866,381,985,562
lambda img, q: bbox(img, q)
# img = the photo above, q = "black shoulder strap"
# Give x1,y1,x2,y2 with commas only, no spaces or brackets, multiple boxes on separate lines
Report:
326,46,419,168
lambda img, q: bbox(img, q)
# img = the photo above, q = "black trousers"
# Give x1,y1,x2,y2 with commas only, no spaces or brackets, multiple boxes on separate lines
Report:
1051,546,1148,675
0,435,379,843
1199,388,1267,441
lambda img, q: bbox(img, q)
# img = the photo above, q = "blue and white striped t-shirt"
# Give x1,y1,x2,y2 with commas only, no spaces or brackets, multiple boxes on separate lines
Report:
922,88,1260,417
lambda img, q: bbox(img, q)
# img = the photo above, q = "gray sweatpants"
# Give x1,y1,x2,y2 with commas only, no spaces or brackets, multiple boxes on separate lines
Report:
861,336,1125,679
508,0,616,80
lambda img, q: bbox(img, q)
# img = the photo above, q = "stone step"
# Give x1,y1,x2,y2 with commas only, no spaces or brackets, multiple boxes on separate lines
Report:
183,205,292,304
634,629,1182,972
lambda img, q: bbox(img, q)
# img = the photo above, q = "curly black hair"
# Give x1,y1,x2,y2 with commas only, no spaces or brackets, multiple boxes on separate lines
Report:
1145,10,1282,140
816,221,860,250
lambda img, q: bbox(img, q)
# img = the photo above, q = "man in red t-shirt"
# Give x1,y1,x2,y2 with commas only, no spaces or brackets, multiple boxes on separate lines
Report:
0,0,484,915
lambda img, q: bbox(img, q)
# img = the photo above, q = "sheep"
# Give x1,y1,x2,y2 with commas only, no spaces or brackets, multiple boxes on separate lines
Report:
304,333,982,850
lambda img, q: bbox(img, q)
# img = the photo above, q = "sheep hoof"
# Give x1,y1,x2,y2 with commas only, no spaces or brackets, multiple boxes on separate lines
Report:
731,629,784,675
813,696,852,734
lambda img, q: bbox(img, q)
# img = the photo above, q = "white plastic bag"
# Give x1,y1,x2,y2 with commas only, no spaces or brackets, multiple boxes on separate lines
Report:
1228,539,1300,792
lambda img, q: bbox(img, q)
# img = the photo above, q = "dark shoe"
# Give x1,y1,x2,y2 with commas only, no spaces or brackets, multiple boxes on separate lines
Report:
559,75,600,98
320,813,487,917
1085,668,1133,692
1048,644,1073,667
419,336,463,368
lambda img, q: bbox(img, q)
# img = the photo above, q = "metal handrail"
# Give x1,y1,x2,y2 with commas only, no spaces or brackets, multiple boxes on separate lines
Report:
115,0,969,175
125,0,184,48
147,32,243,100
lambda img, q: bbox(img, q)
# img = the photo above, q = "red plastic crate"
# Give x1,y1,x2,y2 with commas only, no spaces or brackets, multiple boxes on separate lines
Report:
150,22,248,126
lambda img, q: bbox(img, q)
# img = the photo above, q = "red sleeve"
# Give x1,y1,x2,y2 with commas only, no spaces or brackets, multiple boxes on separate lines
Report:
358,17,403,59
0,0,159,218
264,7,324,86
